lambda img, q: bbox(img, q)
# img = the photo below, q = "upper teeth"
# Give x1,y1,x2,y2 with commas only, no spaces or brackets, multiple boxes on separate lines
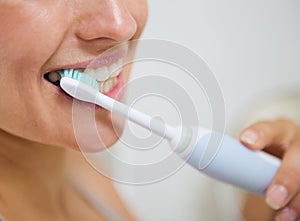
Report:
85,58,122,82
99,77,119,93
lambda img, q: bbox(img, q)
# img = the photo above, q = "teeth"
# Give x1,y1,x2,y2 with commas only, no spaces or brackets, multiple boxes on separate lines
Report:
84,58,123,93
108,58,122,77
95,67,109,81
99,77,118,93
110,59,122,75
47,71,61,83
85,58,123,82
85,68,95,78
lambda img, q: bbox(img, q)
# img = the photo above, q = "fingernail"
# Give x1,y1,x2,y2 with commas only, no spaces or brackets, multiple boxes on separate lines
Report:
266,185,288,210
275,207,297,221
241,130,259,145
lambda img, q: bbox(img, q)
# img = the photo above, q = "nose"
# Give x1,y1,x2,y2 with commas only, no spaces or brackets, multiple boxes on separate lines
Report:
75,0,137,43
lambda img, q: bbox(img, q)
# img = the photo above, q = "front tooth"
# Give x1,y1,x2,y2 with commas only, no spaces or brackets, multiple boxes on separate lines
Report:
109,63,119,76
85,68,95,79
98,77,118,93
101,81,111,93
99,81,108,93
95,67,110,81
105,79,113,91
110,59,122,77
111,77,118,86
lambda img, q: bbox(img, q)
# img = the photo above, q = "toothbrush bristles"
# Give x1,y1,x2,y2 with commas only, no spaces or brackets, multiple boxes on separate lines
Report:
58,69,100,91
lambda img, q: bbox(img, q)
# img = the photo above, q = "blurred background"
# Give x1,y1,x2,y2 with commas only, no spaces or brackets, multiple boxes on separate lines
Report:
100,1,300,220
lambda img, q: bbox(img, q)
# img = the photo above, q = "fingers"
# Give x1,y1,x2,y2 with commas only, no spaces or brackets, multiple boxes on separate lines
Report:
266,139,300,210
240,119,299,155
275,193,300,221
275,207,298,221
240,119,300,221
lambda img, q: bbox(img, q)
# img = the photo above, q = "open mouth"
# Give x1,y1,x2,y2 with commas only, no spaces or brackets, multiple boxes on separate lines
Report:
44,58,123,94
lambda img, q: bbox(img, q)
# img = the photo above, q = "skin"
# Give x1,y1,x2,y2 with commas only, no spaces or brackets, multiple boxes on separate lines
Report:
240,119,300,221
1,1,298,221
0,0,147,220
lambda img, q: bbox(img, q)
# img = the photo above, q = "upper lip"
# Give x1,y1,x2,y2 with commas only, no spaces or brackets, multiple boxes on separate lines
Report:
44,44,128,73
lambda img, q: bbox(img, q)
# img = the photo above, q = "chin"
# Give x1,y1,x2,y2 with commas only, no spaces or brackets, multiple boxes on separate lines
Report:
64,112,125,153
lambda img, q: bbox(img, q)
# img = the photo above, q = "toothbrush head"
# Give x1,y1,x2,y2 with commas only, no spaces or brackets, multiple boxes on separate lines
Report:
58,69,99,91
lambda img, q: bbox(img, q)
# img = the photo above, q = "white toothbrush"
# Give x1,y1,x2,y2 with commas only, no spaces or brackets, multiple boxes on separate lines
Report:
60,77,281,195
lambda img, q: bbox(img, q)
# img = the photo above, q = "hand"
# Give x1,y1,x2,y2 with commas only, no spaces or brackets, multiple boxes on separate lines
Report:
240,119,300,221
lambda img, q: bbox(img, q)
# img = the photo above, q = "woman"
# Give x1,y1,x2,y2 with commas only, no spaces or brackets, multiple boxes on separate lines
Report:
0,1,299,221
0,0,147,220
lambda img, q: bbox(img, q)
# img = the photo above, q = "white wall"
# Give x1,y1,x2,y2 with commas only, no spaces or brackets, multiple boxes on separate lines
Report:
114,1,300,220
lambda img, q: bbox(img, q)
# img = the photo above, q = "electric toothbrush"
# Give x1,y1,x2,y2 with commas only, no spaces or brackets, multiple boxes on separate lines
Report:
60,75,281,195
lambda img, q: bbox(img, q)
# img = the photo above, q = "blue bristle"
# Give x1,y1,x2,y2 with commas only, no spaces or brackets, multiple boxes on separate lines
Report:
58,69,99,91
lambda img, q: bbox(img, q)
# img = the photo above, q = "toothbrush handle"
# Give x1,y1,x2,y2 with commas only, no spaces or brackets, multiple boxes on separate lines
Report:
186,133,281,195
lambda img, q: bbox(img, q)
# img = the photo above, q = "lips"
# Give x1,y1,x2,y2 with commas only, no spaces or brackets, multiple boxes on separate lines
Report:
44,45,128,96
44,68,123,98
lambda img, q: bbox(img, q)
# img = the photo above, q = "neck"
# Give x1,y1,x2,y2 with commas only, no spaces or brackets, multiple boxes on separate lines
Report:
0,129,68,203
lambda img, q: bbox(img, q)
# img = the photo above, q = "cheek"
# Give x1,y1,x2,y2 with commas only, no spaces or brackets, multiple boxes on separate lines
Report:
0,3,70,73
0,3,73,145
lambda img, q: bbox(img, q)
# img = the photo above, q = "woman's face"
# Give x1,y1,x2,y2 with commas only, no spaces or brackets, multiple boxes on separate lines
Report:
0,0,148,151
